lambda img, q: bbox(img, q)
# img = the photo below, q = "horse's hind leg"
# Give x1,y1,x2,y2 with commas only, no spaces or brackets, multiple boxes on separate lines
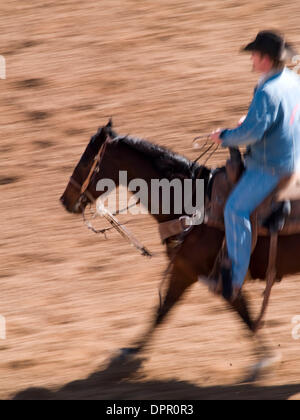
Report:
228,293,282,381
117,261,197,360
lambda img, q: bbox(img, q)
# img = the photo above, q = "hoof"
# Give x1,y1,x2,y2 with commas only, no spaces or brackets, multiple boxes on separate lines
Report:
245,350,282,382
252,350,282,371
115,347,140,362
102,347,145,382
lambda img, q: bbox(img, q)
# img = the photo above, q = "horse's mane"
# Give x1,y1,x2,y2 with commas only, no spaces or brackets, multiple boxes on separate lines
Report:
111,135,210,181
79,124,118,166
79,122,211,187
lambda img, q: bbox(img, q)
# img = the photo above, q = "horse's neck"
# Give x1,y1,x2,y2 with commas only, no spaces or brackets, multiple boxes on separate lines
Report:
118,159,171,224
114,147,204,225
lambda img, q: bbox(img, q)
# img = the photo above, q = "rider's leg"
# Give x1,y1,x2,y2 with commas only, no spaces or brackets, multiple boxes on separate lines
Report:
224,168,280,291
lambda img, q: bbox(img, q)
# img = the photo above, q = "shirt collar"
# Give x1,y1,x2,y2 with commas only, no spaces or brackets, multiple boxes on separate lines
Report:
257,67,285,88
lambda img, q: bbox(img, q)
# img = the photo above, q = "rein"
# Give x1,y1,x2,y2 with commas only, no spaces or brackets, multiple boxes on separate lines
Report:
69,134,152,258
159,134,219,244
192,134,219,167
70,132,218,260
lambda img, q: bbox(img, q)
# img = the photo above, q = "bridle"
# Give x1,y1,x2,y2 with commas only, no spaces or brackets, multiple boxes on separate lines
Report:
69,131,111,207
68,132,152,257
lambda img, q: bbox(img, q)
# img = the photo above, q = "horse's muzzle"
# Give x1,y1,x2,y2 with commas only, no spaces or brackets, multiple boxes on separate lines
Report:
60,193,89,214
59,195,77,213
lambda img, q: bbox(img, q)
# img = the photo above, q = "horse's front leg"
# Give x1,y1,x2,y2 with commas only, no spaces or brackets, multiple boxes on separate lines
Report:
115,259,197,362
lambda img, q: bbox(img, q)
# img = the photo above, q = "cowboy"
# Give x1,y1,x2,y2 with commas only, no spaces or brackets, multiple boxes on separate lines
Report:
210,30,300,300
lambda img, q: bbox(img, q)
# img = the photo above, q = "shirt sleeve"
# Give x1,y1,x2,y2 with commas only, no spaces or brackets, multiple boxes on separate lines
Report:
220,89,278,147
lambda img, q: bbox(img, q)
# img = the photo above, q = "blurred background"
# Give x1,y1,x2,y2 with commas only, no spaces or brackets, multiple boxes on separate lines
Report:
1,0,300,400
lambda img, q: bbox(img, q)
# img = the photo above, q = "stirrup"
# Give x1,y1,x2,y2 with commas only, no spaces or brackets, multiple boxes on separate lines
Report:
221,261,233,300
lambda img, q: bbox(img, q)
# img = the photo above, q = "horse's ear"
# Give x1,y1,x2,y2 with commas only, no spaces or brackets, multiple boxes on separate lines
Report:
106,118,113,128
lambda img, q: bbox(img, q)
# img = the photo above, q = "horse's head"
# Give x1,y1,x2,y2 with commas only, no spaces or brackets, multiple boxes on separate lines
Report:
60,119,117,213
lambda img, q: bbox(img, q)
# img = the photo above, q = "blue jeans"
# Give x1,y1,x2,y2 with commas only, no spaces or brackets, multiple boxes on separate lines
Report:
224,168,281,288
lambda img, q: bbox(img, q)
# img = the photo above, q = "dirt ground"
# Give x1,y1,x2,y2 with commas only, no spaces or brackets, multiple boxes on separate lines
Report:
1,0,300,400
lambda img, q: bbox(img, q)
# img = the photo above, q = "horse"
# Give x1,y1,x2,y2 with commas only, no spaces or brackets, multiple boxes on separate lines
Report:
60,121,299,376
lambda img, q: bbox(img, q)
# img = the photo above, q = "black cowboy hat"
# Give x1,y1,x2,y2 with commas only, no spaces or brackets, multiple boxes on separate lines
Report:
242,30,297,61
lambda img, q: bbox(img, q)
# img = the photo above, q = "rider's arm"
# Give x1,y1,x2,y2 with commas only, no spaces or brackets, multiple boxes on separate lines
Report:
220,89,279,147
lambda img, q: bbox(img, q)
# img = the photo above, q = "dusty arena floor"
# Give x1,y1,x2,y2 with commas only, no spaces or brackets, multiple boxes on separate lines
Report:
1,0,300,400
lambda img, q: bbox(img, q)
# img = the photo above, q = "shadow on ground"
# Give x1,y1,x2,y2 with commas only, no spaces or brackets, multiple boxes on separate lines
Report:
12,355,300,400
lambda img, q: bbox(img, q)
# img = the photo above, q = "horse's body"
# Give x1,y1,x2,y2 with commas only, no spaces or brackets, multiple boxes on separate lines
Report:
61,122,299,375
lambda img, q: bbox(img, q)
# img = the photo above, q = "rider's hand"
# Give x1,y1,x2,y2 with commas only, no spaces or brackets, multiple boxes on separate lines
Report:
210,128,223,144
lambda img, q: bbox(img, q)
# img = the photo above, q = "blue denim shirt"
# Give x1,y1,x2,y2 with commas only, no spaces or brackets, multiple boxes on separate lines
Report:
220,68,300,175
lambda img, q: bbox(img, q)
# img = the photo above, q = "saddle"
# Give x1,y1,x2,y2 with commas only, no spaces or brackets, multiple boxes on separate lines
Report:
205,148,300,236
